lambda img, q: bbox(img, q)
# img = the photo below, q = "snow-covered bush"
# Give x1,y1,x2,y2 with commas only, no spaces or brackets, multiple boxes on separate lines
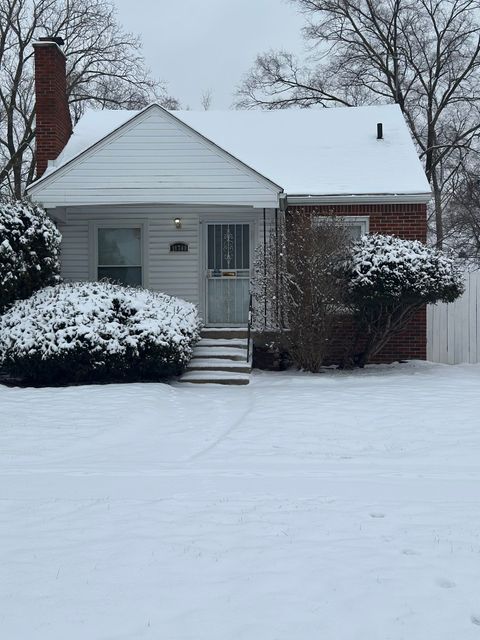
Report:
344,234,464,366
347,234,462,303
0,198,61,313
0,282,201,384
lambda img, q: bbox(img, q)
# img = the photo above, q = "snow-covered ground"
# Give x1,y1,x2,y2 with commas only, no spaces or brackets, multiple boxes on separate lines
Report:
1,362,480,639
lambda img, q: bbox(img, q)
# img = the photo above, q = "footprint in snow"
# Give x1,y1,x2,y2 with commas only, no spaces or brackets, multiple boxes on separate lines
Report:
436,578,456,589
402,548,419,556
471,615,480,626
370,512,385,518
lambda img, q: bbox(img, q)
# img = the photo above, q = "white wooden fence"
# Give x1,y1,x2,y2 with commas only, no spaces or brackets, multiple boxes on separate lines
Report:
427,270,480,364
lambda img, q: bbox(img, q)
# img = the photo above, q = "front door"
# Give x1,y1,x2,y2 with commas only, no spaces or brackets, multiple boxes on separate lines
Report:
206,223,251,325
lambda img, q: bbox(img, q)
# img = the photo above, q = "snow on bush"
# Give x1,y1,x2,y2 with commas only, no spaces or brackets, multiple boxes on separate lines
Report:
343,234,464,366
346,234,463,303
0,282,201,384
0,198,61,313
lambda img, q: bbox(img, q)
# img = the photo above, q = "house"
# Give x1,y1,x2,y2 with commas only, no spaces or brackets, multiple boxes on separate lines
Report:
27,37,431,364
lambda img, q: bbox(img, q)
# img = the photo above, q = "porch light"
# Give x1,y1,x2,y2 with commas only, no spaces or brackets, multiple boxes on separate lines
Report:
173,217,182,229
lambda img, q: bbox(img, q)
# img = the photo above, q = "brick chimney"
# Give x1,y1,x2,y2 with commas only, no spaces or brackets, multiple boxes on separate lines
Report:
33,37,72,178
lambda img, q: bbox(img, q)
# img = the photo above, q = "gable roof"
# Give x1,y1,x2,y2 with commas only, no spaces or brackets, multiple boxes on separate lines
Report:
27,104,282,209
28,102,431,200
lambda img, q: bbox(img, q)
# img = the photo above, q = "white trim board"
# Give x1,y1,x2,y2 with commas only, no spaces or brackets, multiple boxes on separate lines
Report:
286,193,431,205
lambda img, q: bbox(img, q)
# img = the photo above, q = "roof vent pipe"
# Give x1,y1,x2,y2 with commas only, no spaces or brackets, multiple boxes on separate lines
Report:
377,122,383,140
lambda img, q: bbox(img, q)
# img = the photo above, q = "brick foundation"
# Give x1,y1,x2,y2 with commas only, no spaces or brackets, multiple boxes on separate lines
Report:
321,307,427,364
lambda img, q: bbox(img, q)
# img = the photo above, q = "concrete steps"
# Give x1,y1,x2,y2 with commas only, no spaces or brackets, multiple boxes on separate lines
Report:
198,338,247,349
192,346,247,361
180,328,251,385
180,370,250,385
201,327,248,340
187,358,251,374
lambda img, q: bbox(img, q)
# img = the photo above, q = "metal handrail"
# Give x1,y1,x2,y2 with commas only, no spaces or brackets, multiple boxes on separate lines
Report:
246,292,253,363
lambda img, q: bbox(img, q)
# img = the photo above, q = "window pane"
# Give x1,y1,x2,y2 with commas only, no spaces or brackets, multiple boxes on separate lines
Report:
345,224,363,240
98,266,142,286
242,224,250,268
215,225,221,270
98,228,141,266
208,225,215,269
235,224,241,269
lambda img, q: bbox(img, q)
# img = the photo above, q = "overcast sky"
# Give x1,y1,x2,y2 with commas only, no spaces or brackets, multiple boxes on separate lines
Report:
112,0,305,109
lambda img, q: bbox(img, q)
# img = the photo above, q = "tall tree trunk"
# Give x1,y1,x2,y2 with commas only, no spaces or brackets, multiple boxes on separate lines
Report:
432,168,444,249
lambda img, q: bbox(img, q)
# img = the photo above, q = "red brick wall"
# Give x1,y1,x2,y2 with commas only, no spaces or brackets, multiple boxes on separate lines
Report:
289,203,427,240
287,202,428,363
33,42,72,178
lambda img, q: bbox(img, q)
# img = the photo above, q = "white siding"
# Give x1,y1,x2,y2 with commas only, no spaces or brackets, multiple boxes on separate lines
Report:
427,271,480,364
30,107,280,209
59,220,90,281
57,205,276,317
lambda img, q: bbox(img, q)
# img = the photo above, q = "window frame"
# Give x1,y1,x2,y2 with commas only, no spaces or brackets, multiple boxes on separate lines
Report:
311,214,370,238
90,220,149,288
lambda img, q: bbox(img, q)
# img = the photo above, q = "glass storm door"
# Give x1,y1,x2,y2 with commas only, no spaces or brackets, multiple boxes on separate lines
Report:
206,223,250,325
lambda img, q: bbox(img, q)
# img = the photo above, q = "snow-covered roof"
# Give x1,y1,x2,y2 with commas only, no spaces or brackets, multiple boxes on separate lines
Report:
33,103,431,199
45,109,138,173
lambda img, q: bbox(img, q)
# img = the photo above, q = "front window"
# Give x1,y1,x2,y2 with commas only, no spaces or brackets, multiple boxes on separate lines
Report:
312,215,369,240
97,227,142,286
341,216,369,240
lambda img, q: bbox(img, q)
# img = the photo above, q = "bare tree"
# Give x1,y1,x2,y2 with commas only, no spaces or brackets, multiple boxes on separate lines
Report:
237,0,480,248
201,88,212,111
0,0,178,197
253,213,350,372
446,167,480,260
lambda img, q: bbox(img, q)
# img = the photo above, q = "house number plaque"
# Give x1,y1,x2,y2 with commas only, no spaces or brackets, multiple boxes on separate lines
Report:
170,242,189,253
